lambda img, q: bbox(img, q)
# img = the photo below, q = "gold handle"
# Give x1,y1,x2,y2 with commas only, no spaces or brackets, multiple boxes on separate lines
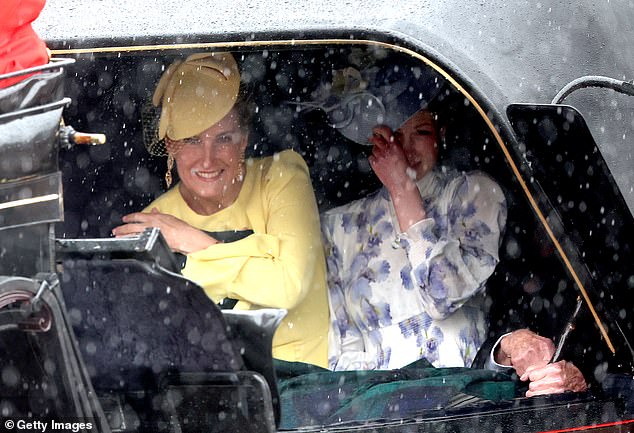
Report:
72,132,107,145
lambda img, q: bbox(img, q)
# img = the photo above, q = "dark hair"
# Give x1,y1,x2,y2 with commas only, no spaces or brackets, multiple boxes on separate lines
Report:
232,84,256,133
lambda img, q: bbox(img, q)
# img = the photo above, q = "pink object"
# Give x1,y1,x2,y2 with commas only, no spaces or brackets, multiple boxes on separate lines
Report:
0,0,49,88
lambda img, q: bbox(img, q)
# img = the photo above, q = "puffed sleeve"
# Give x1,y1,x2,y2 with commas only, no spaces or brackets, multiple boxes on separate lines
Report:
400,172,507,320
321,212,368,370
182,150,324,310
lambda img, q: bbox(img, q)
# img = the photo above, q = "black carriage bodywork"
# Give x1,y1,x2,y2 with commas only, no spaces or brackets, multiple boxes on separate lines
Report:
0,1,632,432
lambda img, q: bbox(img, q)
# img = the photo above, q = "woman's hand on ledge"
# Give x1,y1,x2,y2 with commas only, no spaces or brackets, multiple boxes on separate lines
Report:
112,208,219,254
496,329,555,376
521,360,588,397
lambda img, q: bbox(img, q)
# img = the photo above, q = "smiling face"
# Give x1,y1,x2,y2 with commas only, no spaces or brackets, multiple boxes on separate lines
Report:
167,108,248,214
394,110,440,181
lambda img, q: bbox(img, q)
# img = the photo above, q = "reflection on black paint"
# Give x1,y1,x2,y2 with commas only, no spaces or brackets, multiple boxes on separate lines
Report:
508,104,634,376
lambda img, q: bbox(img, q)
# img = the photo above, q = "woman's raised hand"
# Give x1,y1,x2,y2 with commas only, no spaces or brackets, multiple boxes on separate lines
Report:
368,125,426,231
368,125,414,194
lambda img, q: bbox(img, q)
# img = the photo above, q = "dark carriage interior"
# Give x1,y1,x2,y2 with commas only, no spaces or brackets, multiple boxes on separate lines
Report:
53,44,633,421
0,324,78,418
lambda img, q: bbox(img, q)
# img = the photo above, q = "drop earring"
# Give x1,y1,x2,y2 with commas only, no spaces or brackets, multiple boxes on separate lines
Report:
165,154,175,188
237,154,245,182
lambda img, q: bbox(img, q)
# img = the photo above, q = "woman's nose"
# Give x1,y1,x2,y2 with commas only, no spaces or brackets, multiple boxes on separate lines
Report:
200,142,218,166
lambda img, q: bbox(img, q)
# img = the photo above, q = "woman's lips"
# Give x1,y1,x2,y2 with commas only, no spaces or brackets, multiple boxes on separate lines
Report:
192,169,223,181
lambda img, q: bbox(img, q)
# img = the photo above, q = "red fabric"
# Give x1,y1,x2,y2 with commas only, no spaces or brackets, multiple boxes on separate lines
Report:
0,0,49,88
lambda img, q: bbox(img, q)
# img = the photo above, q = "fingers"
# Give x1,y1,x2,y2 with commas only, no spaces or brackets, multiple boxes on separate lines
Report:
520,363,552,382
370,125,394,148
370,143,386,160
368,154,378,169
526,385,563,398
522,361,588,397
111,223,147,237
113,210,163,237
121,211,153,223
522,364,565,397
369,138,389,162
368,153,387,181
560,361,588,393
502,329,556,376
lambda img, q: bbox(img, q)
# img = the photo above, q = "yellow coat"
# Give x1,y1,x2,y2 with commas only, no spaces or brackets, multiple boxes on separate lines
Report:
145,150,329,367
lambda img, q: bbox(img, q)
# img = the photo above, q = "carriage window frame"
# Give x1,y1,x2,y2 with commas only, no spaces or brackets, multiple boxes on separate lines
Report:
49,38,628,431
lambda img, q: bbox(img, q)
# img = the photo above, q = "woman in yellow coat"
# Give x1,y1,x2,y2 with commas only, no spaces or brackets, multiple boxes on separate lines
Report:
113,52,329,368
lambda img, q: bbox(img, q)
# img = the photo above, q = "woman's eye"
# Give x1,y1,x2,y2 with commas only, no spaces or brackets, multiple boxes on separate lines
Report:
416,129,433,136
215,132,242,146
183,137,202,146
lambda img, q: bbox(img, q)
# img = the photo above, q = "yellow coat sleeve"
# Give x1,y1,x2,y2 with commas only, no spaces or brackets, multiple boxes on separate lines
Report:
182,150,323,310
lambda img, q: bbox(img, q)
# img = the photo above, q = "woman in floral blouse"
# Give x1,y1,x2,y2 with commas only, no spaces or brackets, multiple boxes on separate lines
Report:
322,107,508,371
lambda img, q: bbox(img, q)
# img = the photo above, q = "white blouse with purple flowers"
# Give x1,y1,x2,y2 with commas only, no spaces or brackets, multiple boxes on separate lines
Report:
322,169,507,371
